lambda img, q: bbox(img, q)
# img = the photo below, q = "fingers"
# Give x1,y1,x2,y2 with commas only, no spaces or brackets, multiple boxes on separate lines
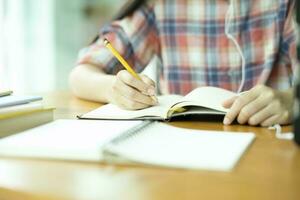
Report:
117,70,155,96
222,96,238,109
236,94,272,124
249,100,289,126
113,92,150,110
223,85,290,127
140,75,156,88
247,104,274,126
109,70,157,110
114,78,157,106
260,114,281,127
223,89,259,125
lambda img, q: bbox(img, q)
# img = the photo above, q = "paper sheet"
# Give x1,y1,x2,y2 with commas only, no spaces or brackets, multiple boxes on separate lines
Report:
105,123,255,171
0,119,143,161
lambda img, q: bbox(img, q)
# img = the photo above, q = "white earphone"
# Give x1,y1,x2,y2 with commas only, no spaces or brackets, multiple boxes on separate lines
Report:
225,0,246,94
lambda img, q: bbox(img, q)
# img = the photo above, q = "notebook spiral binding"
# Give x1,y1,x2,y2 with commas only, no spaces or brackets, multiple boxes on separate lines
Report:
108,120,154,145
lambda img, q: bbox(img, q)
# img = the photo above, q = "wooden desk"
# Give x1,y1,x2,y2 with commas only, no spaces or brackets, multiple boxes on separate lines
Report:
0,91,299,200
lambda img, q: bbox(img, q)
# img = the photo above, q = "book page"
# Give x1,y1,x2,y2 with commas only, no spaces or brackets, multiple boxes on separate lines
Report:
174,87,237,113
81,95,183,120
104,122,255,171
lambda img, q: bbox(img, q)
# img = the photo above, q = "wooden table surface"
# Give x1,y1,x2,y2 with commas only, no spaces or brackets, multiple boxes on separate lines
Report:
0,91,299,200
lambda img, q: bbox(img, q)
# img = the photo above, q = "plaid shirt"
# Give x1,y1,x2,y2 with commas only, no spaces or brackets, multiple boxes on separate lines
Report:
78,0,297,95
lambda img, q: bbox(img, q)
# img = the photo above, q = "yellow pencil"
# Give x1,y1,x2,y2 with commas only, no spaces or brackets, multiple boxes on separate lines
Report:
103,38,142,81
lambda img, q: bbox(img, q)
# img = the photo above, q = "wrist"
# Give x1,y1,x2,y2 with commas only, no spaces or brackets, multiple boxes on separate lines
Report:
103,76,117,103
94,74,116,103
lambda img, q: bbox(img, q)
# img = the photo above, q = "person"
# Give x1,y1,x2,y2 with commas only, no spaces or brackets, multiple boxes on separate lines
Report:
70,0,297,127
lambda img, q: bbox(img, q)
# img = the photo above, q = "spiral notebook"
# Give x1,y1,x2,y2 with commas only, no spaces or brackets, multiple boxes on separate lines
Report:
0,120,255,171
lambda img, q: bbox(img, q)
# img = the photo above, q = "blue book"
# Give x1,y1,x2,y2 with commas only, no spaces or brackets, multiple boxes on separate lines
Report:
0,95,43,108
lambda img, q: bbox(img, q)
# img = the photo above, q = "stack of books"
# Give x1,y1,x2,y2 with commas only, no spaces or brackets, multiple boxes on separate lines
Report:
0,90,54,138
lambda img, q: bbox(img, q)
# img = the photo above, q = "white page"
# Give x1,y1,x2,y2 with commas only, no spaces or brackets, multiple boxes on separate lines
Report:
175,87,237,113
0,119,143,161
82,95,182,120
105,123,255,171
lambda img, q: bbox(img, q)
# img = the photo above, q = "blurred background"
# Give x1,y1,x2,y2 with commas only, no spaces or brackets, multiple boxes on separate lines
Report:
0,0,299,93
0,0,124,93
297,1,300,62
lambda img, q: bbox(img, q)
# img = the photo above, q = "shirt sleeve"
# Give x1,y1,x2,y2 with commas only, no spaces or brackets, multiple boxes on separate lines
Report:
273,0,298,86
77,3,160,75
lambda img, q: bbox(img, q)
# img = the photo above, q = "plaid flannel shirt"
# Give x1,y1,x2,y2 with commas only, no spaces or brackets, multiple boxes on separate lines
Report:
78,0,297,95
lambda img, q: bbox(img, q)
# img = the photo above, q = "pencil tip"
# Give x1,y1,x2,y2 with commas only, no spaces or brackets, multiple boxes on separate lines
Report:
103,38,109,45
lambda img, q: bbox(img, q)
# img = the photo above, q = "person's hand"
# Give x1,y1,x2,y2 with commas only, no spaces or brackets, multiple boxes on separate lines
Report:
107,70,158,110
222,85,293,127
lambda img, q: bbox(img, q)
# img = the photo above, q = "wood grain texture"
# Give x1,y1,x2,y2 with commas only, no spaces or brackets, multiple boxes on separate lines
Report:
0,90,299,200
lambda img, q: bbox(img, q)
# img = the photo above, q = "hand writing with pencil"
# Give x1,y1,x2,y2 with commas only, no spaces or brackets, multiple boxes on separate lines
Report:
107,70,157,110
104,39,158,110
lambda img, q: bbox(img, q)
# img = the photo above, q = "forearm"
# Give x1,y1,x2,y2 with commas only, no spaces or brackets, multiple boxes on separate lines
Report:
69,64,115,103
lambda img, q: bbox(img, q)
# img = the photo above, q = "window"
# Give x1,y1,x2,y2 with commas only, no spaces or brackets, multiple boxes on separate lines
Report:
0,0,123,93
0,0,55,92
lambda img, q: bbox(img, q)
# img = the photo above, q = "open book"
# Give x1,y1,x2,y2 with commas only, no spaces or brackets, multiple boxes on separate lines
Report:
80,86,237,120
